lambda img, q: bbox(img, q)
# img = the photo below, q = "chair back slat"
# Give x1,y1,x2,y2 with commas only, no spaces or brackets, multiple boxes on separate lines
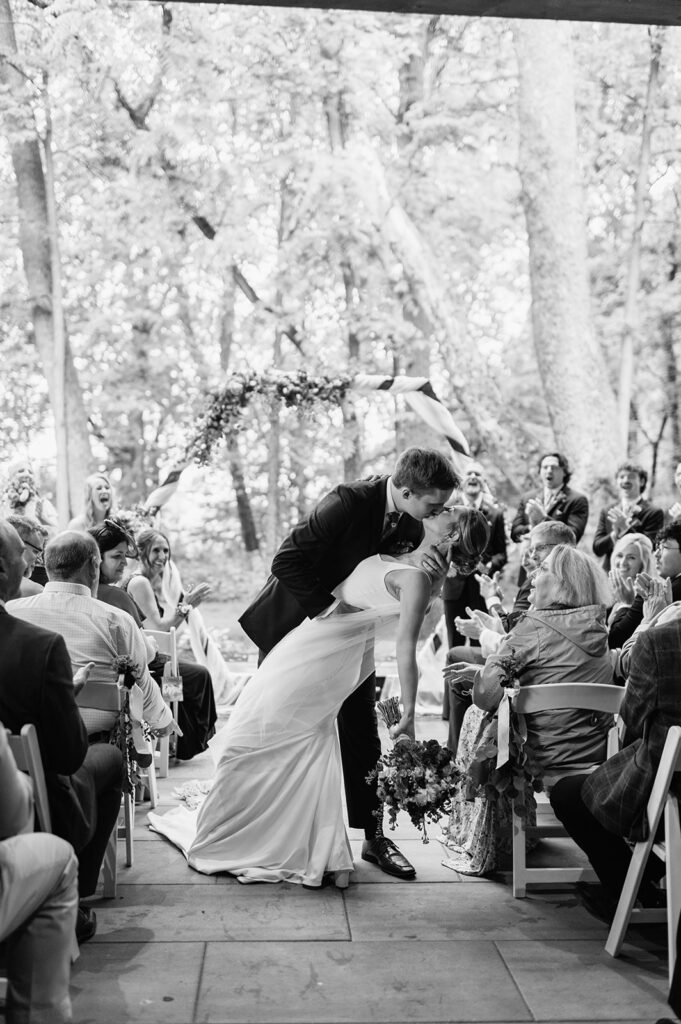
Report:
76,679,122,712
144,627,179,675
7,723,52,832
513,683,625,716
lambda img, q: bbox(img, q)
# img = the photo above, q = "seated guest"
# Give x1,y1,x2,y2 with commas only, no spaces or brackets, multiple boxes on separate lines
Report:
92,521,217,761
510,451,588,585
67,471,115,531
608,521,681,649
444,520,576,755
0,724,78,1024
0,520,122,942
593,461,664,572
607,532,656,626
441,546,614,875
549,617,681,919
6,513,46,596
126,529,217,760
7,531,176,748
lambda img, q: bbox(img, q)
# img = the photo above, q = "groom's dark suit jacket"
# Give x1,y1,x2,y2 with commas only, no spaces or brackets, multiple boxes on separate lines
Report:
0,605,91,848
240,476,422,655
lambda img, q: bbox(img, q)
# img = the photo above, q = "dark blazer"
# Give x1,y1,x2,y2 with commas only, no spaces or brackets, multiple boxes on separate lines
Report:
592,498,664,571
239,476,422,654
582,619,681,841
0,606,90,847
510,485,589,544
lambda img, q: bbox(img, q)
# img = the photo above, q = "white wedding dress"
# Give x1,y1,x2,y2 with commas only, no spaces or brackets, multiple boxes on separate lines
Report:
148,555,426,886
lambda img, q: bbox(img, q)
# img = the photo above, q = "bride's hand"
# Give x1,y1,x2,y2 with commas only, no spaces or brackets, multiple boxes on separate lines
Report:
420,544,448,579
389,713,415,742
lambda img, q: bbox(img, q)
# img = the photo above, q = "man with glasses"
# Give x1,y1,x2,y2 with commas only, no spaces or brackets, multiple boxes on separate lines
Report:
443,520,576,755
6,514,46,595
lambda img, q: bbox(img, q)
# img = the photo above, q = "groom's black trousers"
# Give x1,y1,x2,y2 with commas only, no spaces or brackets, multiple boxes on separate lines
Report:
258,649,381,833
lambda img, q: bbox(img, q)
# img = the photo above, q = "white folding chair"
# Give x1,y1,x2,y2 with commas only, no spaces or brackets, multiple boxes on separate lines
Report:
76,675,159,888
7,723,52,832
605,724,681,984
144,627,180,778
511,682,625,898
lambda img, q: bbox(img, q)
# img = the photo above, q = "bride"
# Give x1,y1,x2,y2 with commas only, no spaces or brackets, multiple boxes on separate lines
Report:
148,505,488,887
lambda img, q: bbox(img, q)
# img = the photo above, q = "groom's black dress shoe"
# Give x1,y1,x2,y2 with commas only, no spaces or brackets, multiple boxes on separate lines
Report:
361,837,416,879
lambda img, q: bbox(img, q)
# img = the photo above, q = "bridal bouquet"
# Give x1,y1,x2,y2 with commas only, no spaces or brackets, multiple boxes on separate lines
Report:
368,698,461,842
111,655,153,794
462,653,543,820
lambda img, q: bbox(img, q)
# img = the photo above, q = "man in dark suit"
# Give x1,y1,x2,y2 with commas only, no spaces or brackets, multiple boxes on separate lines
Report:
511,451,588,585
239,447,459,879
549,618,681,916
0,519,123,942
593,461,664,572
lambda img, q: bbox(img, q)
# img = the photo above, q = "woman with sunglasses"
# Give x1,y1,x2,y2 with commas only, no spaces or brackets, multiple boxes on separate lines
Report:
89,520,217,763
148,506,489,887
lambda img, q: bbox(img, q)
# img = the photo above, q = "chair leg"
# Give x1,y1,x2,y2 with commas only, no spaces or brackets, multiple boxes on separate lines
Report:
605,835,657,958
157,736,169,779
101,824,118,898
512,804,527,899
665,797,681,986
123,791,134,868
145,739,159,809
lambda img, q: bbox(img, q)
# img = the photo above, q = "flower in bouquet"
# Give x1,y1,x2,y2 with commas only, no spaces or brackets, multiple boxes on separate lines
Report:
368,698,461,842
4,476,36,510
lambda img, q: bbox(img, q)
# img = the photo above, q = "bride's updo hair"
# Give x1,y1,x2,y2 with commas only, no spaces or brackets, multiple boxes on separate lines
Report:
448,506,490,576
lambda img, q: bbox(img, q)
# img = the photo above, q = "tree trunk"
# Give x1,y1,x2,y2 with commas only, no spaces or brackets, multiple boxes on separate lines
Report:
513,21,619,506
618,28,664,451
0,0,92,522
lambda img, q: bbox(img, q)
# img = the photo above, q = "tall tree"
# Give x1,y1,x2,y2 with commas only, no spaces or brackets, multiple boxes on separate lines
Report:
513,20,619,499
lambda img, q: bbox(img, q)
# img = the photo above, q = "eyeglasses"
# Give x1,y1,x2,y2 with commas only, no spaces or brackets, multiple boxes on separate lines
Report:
24,539,44,557
657,543,680,554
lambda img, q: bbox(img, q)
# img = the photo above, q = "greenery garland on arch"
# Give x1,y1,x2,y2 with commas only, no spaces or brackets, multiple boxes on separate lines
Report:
188,370,353,465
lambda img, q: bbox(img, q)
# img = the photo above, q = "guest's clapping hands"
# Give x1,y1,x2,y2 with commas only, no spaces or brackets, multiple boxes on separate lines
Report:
608,568,636,607
475,571,503,603
640,575,673,622
525,498,545,526
443,662,478,696
184,582,211,608
72,661,96,696
607,506,629,538
669,502,681,520
454,606,504,641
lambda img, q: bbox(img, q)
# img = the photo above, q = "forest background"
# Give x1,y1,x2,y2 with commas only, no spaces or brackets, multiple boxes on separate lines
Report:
1,0,680,606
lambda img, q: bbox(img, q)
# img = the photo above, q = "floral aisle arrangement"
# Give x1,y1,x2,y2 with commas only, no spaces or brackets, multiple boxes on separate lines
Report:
368,697,461,842
111,656,152,795
462,653,543,820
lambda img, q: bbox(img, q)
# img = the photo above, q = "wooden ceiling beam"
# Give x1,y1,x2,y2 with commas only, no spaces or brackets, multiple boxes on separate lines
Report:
144,1,681,26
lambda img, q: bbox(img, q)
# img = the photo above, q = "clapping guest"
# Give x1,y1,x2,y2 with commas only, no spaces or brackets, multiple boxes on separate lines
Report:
510,452,588,585
608,522,681,649
126,529,217,761
441,546,614,876
68,472,115,531
593,461,663,572
668,462,681,521
2,459,58,535
607,532,655,624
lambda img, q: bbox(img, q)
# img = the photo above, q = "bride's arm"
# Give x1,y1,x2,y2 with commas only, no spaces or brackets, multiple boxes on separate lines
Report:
390,572,431,742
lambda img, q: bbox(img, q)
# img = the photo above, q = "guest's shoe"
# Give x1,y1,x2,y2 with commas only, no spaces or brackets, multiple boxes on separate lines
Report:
575,882,617,924
361,836,416,879
76,905,97,944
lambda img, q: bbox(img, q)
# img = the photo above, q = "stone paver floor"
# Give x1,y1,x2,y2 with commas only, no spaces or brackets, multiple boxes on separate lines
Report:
72,716,675,1024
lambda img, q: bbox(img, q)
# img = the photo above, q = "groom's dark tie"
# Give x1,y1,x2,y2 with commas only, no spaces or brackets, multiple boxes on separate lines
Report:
381,511,401,541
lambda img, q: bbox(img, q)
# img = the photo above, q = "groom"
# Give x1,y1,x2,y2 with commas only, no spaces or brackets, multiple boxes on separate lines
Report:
240,447,459,880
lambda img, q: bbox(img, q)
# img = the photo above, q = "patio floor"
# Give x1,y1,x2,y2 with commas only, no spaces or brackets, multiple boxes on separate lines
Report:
72,716,675,1024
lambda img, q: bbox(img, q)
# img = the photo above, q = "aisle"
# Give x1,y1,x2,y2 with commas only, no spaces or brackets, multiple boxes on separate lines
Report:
72,717,672,1024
